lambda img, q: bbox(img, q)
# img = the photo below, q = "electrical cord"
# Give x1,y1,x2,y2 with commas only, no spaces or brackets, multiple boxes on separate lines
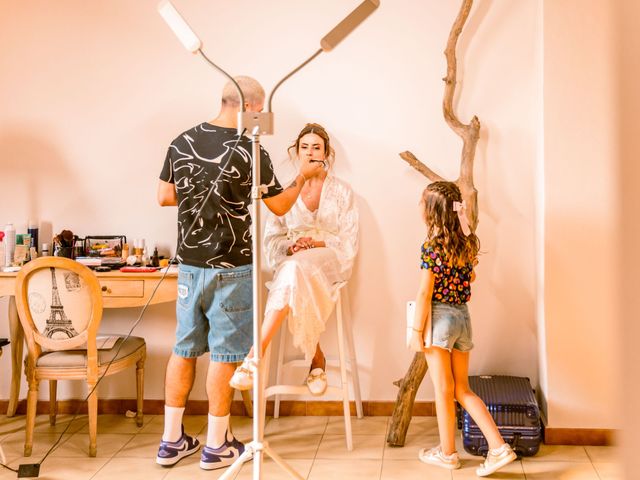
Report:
0,129,247,477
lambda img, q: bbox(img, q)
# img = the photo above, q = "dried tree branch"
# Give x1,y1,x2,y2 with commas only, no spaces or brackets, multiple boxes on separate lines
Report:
443,0,480,230
389,0,480,447
400,151,444,182
386,352,428,446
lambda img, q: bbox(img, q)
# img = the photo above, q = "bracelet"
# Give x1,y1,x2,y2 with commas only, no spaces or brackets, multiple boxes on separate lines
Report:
298,172,307,182
412,328,422,333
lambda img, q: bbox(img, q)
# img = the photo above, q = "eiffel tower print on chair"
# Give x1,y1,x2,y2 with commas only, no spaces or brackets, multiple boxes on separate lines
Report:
43,267,79,339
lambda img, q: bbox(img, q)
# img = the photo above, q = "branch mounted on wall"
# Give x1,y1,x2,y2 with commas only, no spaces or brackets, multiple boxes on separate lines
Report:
388,0,480,447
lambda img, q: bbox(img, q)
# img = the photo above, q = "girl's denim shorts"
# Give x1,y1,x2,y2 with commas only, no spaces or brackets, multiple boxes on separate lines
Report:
430,301,474,352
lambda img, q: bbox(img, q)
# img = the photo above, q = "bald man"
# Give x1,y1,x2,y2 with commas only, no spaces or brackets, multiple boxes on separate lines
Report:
156,76,320,470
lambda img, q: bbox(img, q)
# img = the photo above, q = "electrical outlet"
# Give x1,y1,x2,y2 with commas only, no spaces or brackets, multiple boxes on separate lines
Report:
18,463,40,478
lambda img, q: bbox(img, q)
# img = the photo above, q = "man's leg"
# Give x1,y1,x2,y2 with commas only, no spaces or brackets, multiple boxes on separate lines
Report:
163,353,197,441
200,264,252,470
157,264,206,466
156,353,201,466
205,361,236,448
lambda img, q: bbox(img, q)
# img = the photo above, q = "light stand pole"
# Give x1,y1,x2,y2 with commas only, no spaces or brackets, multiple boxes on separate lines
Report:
157,2,379,478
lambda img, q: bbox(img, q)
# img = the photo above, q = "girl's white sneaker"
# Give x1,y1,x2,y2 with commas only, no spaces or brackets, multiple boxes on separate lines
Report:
476,443,517,477
418,445,461,470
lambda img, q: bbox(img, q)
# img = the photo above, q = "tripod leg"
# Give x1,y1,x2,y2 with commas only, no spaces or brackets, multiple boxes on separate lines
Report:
218,445,255,480
263,444,306,480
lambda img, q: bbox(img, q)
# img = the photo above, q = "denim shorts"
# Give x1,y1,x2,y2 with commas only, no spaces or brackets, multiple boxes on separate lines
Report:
430,301,474,352
174,263,253,363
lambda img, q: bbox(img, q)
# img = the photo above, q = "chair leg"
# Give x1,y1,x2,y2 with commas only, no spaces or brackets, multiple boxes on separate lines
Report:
87,383,98,457
24,378,39,457
260,345,271,433
136,354,145,427
49,380,58,426
240,390,253,418
336,294,353,451
342,289,363,419
273,327,287,419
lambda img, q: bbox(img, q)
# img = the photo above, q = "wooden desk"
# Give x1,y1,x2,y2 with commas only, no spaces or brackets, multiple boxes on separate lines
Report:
0,269,178,416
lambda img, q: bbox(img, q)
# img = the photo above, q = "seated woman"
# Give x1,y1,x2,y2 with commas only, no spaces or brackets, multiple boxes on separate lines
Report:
230,123,359,395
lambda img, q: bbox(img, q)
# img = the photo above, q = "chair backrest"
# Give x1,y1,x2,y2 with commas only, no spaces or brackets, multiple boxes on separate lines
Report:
15,257,103,362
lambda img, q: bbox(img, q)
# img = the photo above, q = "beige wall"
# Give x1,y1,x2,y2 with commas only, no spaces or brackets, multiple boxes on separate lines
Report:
541,0,619,430
618,0,640,476
1,1,541,408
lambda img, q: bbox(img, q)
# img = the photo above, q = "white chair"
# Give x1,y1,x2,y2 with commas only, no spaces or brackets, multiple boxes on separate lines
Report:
265,282,363,451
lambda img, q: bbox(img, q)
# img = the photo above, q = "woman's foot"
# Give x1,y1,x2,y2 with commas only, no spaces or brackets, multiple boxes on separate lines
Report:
476,443,517,477
418,445,461,470
306,355,327,396
229,357,253,391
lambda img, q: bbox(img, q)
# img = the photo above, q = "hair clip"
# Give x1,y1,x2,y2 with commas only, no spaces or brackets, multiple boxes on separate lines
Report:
453,200,471,236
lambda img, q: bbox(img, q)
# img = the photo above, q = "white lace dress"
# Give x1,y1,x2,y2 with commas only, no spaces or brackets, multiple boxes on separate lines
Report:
264,175,359,361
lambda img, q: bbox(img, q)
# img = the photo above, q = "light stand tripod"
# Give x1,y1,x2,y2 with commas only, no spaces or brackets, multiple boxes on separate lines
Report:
157,2,379,478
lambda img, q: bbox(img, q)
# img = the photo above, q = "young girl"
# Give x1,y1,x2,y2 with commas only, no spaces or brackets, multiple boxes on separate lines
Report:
409,181,516,477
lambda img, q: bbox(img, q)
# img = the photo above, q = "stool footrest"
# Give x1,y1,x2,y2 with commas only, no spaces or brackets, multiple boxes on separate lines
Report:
266,385,344,398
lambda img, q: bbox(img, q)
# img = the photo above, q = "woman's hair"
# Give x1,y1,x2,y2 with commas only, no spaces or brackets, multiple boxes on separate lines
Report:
287,123,335,168
421,181,480,266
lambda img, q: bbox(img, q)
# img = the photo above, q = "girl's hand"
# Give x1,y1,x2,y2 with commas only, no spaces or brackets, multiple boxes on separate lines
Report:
408,330,425,352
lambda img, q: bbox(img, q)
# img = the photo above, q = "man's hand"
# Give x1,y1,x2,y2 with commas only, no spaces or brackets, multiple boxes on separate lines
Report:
298,155,323,180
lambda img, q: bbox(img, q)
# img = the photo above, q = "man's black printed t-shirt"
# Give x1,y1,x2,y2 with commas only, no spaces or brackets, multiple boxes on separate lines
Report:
160,123,283,268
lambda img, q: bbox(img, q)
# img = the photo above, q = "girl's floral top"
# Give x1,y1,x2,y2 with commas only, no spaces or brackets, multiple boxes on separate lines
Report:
420,243,473,304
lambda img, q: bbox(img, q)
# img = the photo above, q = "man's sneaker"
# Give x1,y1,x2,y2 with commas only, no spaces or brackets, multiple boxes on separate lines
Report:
200,430,246,470
229,357,253,391
418,445,461,470
476,443,517,477
156,426,200,466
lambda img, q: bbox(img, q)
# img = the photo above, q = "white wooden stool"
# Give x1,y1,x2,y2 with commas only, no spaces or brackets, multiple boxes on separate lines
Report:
0,338,9,465
264,282,363,451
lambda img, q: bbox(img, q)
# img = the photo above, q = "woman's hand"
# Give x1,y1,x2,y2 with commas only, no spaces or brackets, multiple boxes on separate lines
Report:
287,237,315,255
408,329,425,352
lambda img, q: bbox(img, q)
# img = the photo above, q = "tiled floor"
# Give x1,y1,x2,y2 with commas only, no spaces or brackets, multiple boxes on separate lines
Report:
0,414,623,479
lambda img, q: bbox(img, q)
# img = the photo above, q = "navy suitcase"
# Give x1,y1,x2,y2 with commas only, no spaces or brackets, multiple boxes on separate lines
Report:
458,375,542,457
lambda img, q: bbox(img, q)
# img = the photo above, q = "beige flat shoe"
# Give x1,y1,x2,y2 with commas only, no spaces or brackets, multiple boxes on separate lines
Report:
306,367,328,396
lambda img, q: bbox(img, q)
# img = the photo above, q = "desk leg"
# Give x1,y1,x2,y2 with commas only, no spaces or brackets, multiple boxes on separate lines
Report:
7,296,23,417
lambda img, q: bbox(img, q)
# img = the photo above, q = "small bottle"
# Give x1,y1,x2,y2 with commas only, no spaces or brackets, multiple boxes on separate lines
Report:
41,242,50,256
151,247,160,267
4,224,15,267
0,235,5,269
27,220,39,253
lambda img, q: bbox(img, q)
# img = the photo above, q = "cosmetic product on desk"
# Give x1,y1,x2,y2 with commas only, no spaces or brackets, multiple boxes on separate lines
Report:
133,238,145,264
4,224,15,266
0,233,5,269
28,220,38,253
41,243,50,256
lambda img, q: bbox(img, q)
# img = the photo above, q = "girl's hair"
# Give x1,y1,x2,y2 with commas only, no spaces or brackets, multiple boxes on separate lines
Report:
287,123,335,168
421,181,480,266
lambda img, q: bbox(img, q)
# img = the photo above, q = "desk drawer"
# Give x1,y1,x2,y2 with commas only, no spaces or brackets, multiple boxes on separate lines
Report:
100,280,144,298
